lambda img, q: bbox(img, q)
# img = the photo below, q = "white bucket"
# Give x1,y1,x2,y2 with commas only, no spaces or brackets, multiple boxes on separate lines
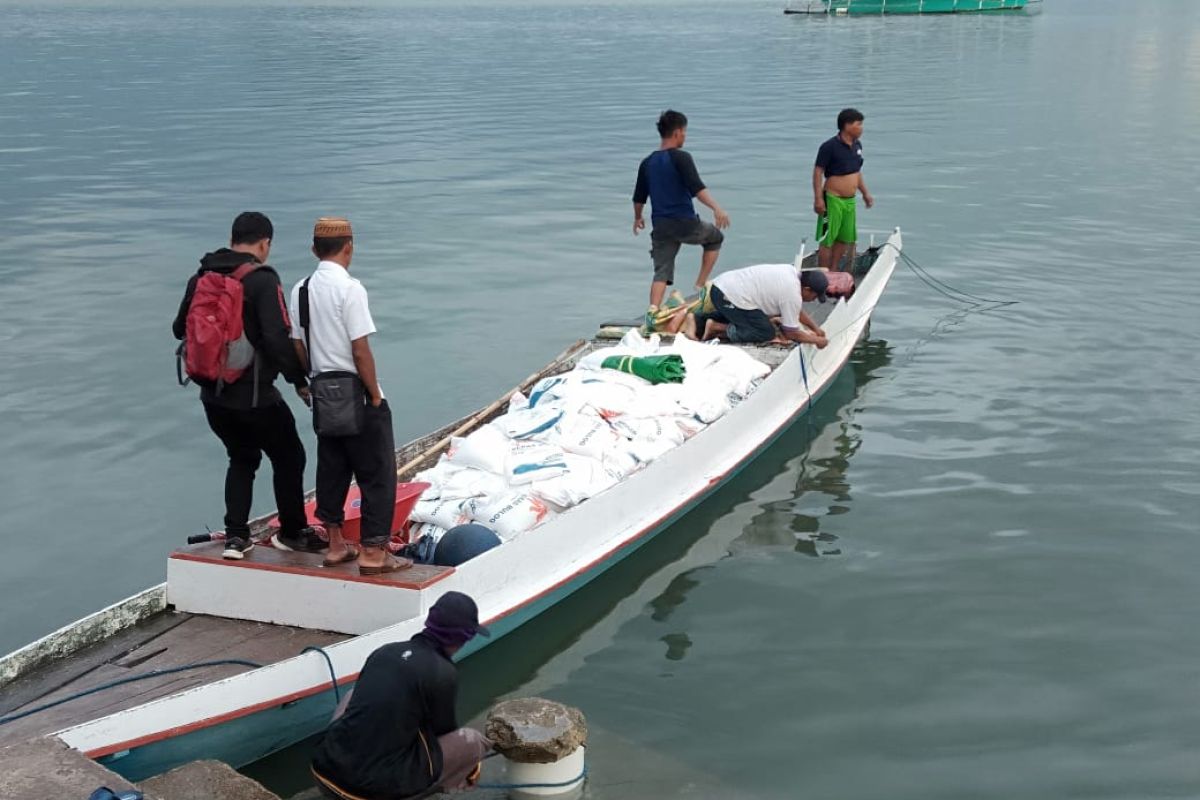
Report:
503,745,586,800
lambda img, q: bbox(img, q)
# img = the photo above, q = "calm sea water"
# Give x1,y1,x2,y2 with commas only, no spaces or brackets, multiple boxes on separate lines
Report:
2,0,1199,796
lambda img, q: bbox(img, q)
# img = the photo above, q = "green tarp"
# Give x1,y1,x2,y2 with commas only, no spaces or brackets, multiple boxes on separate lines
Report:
601,354,687,385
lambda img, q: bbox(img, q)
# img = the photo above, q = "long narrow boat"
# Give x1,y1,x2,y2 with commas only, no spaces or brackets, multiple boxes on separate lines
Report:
784,0,1028,14
0,229,901,781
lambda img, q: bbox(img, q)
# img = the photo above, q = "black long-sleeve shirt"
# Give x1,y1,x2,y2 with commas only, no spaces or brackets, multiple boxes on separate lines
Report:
312,634,458,799
172,249,307,409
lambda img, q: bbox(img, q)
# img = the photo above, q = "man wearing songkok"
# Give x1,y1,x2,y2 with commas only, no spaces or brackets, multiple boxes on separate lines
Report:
311,592,495,799
289,217,409,574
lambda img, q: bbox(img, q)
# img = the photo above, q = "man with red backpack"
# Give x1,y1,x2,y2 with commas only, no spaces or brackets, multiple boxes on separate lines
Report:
173,212,326,560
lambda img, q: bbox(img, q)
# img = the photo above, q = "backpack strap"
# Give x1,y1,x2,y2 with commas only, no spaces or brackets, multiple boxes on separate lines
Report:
299,277,314,378
231,261,257,282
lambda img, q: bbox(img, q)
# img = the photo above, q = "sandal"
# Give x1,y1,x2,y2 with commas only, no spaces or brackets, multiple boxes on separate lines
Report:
358,556,414,576
322,547,360,567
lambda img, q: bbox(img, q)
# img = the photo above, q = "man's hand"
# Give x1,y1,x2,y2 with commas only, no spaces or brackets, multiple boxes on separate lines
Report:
813,326,826,339
863,192,874,209
633,217,645,235
713,207,731,229
812,334,829,349
370,394,384,408
814,197,826,216
296,386,311,407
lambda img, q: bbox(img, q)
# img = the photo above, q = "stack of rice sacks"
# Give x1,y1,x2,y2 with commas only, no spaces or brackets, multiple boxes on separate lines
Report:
409,330,771,547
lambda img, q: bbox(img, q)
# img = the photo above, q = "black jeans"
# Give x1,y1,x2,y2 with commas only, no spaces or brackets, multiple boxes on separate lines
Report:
693,284,775,343
203,399,308,540
315,400,397,547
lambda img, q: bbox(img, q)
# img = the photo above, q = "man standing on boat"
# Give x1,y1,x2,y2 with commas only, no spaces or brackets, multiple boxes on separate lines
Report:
172,212,325,560
311,591,494,800
289,217,409,575
813,108,874,272
676,263,830,347
632,109,731,333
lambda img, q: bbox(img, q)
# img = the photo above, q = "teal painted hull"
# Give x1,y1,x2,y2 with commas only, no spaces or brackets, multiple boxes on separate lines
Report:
790,0,1027,14
99,355,848,782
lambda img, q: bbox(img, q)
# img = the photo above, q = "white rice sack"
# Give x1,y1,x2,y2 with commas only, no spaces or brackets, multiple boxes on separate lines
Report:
410,497,471,530
710,347,771,397
504,405,565,440
619,328,660,351
439,467,509,501
673,414,707,439
474,491,554,540
665,335,724,374
551,410,625,460
573,379,640,418
505,441,569,485
412,458,465,500
612,416,686,446
447,423,510,474
527,375,575,408
507,391,529,413
576,347,641,372
627,436,679,464
601,448,642,479
530,454,618,507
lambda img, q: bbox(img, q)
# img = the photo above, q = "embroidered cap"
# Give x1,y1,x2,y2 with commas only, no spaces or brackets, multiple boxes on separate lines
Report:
313,217,353,239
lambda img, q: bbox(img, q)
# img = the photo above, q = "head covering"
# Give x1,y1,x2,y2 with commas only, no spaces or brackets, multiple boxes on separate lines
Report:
423,591,491,651
800,269,829,304
313,217,353,239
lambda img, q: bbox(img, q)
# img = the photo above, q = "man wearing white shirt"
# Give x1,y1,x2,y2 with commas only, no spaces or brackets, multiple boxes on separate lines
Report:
290,217,409,575
680,264,830,347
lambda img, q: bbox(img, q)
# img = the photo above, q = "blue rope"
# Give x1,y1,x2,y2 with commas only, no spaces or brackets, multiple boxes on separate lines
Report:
302,645,341,703
475,764,588,790
0,659,264,727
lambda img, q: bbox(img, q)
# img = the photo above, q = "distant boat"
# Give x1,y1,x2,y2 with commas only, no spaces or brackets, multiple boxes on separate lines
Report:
785,0,1028,14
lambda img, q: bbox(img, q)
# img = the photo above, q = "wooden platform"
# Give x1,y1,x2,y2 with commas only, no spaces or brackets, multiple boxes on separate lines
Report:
167,543,455,635
0,612,345,748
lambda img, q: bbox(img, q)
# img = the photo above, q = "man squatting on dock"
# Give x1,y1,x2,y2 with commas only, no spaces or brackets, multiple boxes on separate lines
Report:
311,592,494,800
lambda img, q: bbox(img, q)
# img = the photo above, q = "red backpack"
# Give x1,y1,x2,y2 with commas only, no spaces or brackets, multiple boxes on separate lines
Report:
177,263,257,388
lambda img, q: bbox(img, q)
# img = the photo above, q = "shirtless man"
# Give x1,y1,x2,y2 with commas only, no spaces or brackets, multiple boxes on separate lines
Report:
813,108,874,272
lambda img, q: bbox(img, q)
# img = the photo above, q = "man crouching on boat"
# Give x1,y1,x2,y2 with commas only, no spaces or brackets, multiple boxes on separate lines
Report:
311,592,494,799
674,264,829,347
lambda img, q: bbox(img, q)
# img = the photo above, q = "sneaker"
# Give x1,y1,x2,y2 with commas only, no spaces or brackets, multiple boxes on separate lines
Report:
272,526,329,554
222,538,254,560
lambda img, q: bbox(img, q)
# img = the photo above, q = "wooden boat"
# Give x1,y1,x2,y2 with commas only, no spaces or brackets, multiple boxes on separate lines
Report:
784,0,1028,14
0,229,901,782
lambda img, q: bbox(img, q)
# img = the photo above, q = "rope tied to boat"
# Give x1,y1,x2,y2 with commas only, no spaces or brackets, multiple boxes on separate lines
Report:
0,645,346,728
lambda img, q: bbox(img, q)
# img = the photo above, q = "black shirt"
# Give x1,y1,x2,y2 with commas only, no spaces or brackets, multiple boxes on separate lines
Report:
814,134,864,177
312,634,458,800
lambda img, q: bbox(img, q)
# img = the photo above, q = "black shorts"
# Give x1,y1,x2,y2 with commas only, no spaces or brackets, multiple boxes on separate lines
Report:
650,217,724,284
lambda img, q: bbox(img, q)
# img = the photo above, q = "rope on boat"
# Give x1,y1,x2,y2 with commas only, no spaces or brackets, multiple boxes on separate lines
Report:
302,645,341,703
882,242,1018,308
0,659,265,727
0,645,347,728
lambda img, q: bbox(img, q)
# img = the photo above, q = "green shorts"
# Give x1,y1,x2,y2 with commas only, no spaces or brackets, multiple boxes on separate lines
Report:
816,193,857,248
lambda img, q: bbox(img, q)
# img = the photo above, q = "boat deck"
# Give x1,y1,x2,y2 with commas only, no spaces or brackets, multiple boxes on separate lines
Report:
0,610,346,747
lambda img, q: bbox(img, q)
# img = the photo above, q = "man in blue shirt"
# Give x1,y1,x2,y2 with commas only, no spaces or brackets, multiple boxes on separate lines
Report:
632,110,731,333
812,108,874,272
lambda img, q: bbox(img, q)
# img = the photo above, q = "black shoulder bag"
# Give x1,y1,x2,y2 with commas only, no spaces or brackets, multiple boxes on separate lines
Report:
300,277,366,437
